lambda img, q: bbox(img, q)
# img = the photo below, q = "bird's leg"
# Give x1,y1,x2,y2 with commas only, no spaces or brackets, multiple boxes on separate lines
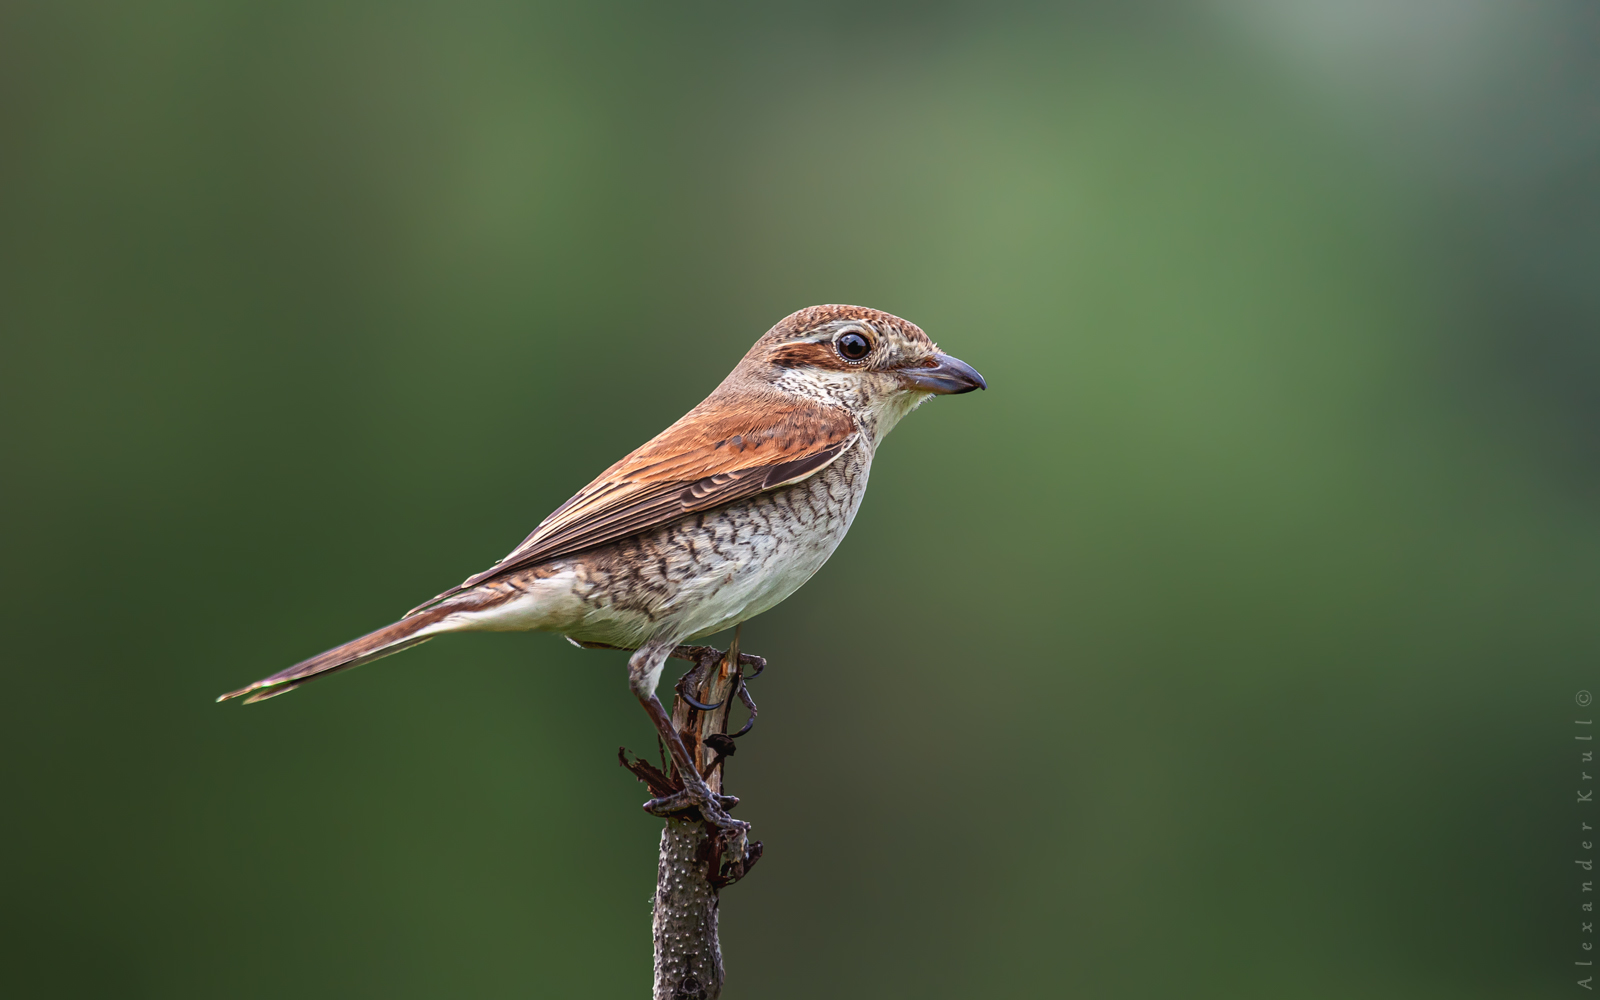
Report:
576,635,766,735
575,634,764,750
628,641,742,813
627,639,758,886
632,688,714,797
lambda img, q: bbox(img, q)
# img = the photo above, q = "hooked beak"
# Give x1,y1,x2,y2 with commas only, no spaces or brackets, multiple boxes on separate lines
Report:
898,352,987,395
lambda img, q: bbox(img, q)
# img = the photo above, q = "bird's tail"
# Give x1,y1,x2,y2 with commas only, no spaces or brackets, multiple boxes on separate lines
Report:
217,606,455,704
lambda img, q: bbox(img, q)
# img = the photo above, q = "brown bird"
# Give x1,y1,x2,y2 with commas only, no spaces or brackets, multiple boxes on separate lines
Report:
219,304,983,828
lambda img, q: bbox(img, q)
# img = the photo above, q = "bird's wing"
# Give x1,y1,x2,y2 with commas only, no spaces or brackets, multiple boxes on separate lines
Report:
407,396,859,615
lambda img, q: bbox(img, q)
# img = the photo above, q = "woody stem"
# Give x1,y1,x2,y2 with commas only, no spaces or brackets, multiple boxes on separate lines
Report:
625,631,760,1000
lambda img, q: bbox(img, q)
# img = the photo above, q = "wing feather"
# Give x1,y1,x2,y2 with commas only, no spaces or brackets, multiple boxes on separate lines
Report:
406,396,858,615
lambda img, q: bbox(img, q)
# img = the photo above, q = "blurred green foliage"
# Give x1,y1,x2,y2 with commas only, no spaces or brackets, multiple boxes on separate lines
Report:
4,1,1598,996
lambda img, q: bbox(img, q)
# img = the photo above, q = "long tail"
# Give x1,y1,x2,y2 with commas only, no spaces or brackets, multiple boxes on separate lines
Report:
217,607,454,704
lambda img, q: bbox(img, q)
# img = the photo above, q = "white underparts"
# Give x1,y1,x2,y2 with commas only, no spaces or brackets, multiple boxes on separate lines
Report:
434,569,588,633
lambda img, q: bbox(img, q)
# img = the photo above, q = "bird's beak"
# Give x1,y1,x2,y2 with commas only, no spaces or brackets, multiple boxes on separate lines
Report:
898,352,987,394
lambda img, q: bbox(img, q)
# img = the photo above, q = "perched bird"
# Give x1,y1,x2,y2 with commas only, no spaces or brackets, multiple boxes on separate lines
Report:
219,304,983,826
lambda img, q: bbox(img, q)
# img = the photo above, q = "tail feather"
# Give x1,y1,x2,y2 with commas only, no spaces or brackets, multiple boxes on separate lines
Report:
217,607,452,704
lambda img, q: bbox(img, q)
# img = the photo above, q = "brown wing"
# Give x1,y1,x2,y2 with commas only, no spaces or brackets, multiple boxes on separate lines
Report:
407,396,858,615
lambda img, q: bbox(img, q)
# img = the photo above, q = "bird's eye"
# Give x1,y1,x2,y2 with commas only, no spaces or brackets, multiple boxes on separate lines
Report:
836,332,871,361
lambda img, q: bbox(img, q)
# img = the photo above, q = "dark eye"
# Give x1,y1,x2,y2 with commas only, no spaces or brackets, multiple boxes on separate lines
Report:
836,332,871,361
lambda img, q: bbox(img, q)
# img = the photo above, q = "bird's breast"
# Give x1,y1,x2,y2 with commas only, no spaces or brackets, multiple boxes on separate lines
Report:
552,442,875,645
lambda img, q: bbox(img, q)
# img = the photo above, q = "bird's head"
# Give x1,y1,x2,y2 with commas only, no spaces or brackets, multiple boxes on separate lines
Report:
743,304,985,441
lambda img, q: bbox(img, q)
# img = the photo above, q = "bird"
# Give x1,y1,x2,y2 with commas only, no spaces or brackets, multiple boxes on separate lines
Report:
219,304,984,830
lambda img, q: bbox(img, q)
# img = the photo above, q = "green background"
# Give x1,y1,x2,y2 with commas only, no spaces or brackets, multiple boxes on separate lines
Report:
4,2,1598,996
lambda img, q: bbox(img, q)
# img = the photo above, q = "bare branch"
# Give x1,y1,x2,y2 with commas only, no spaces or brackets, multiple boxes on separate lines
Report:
620,630,764,999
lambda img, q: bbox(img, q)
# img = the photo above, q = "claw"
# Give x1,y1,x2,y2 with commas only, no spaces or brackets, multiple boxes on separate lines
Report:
729,675,758,738
675,668,723,710
737,653,765,680
679,689,723,711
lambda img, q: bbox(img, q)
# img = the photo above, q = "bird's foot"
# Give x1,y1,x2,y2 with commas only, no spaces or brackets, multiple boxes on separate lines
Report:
644,773,760,888
618,747,741,817
669,643,764,736
667,643,766,678
643,774,741,818
618,636,766,887
569,638,765,731
673,646,727,711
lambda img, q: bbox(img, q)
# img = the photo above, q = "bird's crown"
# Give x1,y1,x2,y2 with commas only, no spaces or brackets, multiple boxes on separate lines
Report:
758,304,931,348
